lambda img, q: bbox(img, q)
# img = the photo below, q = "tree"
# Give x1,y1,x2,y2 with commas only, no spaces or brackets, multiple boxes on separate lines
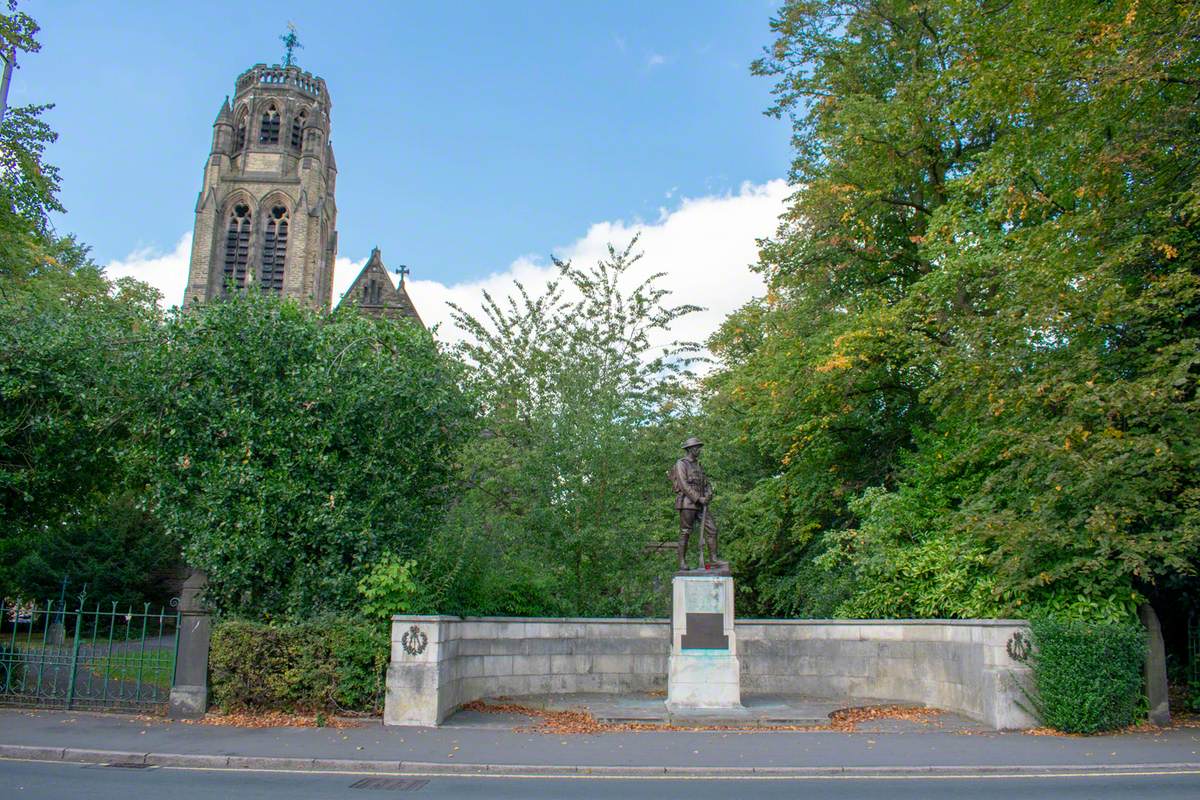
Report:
426,242,701,617
708,0,1199,619
132,293,473,619
0,1,63,280
0,1,175,605
0,245,172,604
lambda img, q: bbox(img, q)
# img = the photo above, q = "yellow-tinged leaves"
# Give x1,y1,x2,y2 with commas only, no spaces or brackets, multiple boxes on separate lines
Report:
815,354,853,372
1156,242,1179,260
1124,0,1138,26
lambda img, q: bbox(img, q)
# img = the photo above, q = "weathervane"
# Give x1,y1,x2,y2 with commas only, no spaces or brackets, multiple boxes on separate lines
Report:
280,23,302,67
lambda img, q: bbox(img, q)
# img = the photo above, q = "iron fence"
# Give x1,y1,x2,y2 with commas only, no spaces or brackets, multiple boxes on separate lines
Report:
0,594,179,712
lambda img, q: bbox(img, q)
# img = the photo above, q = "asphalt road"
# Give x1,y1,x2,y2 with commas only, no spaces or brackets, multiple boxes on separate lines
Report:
5,759,1200,799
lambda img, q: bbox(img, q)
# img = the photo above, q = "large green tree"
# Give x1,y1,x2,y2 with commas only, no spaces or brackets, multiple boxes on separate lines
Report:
424,242,700,617
0,2,177,606
132,294,473,619
709,0,1199,620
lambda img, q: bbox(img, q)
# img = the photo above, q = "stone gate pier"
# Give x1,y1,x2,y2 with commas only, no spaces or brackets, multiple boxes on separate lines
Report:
383,615,1038,730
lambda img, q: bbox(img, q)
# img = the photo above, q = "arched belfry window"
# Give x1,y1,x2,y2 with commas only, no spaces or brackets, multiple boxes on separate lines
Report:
260,104,280,145
259,205,289,293
290,110,306,150
221,204,252,294
234,110,247,151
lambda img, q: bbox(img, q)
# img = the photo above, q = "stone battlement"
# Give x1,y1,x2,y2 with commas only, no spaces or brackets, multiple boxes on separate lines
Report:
236,64,325,99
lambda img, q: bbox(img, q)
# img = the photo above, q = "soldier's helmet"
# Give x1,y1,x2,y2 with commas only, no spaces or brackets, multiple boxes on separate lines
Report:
682,436,704,450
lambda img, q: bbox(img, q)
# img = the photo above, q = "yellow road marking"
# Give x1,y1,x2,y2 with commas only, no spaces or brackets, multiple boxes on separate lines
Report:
3,756,1199,781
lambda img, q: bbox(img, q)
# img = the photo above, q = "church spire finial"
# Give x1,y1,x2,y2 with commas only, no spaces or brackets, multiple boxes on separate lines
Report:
280,22,302,67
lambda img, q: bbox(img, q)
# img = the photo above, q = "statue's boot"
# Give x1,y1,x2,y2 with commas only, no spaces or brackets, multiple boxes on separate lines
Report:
677,531,690,571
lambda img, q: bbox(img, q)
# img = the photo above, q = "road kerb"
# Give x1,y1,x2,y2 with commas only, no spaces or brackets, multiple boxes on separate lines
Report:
2,745,1199,779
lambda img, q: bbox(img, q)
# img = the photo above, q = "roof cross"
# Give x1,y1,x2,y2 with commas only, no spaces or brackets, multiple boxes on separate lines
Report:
280,23,302,67
394,264,411,284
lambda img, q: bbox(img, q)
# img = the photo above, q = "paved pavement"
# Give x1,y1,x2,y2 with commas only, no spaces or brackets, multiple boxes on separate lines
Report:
485,691,989,728
5,759,1200,800
2,706,1200,778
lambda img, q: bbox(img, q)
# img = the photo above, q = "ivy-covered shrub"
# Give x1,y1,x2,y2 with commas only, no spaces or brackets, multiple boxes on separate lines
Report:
1025,618,1146,733
209,616,388,714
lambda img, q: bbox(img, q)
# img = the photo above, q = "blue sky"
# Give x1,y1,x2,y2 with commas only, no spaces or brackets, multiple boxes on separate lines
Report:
20,1,793,335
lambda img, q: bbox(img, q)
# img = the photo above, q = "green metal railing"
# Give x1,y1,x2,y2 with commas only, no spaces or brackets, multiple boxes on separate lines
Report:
0,593,180,712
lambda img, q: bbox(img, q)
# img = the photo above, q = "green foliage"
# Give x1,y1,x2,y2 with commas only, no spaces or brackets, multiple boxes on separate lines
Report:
0,243,175,605
208,616,389,713
133,292,473,620
704,0,1200,617
433,241,699,617
357,555,417,621
0,3,63,274
1023,618,1147,734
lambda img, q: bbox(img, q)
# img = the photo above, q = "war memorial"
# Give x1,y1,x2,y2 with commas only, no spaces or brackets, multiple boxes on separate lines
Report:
383,438,1038,730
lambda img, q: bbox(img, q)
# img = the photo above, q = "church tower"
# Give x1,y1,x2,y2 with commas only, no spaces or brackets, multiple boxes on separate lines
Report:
182,62,338,308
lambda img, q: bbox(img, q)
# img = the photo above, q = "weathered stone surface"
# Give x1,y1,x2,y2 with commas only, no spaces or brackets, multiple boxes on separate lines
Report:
382,613,1038,730
169,569,211,720
184,65,338,311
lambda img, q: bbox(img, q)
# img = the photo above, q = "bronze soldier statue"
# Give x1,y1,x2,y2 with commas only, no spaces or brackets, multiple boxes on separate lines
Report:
671,436,718,571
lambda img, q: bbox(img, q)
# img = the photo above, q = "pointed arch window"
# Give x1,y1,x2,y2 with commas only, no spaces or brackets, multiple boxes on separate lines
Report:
259,205,289,293
234,110,247,151
290,109,307,150
259,104,280,144
221,204,252,294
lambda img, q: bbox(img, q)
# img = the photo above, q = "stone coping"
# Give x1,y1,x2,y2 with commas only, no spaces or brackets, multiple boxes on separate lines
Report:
391,614,1026,627
391,615,669,624
739,619,1027,627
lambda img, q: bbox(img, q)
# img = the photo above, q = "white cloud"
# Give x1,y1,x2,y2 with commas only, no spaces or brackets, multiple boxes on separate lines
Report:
104,232,192,307
109,179,790,354
332,254,368,301
646,53,667,68
377,179,790,351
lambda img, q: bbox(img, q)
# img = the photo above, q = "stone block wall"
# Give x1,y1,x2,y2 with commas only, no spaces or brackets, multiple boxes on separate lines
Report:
385,615,1036,730
735,619,1036,730
385,617,669,727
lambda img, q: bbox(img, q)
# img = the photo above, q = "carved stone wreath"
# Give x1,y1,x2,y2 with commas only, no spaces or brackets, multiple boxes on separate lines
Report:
401,624,428,656
1006,630,1032,663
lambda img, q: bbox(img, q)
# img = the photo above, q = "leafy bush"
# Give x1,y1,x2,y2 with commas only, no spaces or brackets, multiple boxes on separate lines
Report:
1023,618,1146,733
357,556,417,622
209,616,388,714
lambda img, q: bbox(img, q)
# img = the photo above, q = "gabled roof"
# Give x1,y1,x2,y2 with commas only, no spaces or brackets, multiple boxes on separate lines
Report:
335,247,423,326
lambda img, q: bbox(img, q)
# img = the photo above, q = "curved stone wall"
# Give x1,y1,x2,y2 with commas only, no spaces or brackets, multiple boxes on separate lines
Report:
384,616,1035,730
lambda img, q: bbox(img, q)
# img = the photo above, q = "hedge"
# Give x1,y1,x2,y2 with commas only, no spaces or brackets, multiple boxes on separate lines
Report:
1025,617,1146,734
209,615,389,714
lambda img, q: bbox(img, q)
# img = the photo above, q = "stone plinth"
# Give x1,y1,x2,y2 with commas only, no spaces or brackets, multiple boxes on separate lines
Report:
667,574,742,712
169,569,212,719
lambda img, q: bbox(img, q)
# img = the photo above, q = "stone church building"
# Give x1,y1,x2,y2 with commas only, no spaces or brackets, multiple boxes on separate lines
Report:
181,62,421,323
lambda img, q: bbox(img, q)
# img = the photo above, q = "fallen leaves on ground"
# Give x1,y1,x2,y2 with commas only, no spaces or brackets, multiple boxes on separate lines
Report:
827,705,942,731
461,700,611,734
180,710,363,729
462,700,941,735
1022,713,1200,737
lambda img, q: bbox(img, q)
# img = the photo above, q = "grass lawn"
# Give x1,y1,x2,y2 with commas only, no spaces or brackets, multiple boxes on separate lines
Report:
2,633,176,691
